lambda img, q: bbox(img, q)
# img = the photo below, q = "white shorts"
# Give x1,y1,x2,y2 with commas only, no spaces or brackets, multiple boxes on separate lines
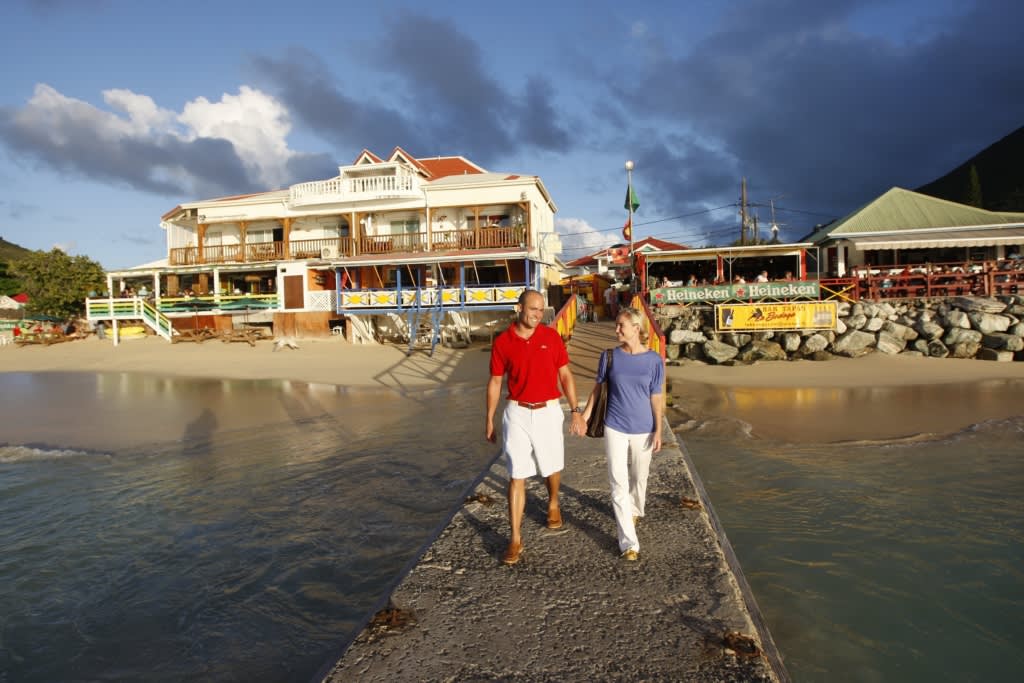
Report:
502,399,565,479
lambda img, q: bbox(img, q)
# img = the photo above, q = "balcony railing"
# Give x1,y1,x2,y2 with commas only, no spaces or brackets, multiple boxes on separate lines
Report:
289,167,420,206
167,227,528,266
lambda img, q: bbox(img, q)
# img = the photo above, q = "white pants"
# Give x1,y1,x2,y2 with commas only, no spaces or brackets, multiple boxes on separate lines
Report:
604,426,654,553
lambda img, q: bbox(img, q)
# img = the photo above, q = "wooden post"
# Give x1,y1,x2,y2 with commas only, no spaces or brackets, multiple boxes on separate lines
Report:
282,217,292,260
238,221,248,262
197,223,207,264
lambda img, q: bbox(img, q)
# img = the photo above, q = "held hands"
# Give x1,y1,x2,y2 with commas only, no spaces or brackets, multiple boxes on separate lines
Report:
569,411,587,436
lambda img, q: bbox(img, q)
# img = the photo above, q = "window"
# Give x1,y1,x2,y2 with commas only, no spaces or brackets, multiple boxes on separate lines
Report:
389,219,421,235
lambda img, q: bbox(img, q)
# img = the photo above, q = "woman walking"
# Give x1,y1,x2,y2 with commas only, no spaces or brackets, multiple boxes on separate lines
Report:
576,307,664,561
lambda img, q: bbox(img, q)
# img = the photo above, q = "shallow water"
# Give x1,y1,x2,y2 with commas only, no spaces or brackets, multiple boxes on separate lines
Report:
3,372,1023,681
682,415,1024,682
0,372,493,683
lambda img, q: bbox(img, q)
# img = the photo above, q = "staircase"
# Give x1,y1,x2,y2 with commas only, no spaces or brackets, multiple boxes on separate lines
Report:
86,298,175,341
405,287,444,356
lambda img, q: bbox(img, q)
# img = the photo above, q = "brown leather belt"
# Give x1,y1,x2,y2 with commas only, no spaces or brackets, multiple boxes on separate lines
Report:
516,400,550,410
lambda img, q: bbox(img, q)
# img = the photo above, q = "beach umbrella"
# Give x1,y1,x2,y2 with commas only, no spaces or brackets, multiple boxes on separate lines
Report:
218,296,270,325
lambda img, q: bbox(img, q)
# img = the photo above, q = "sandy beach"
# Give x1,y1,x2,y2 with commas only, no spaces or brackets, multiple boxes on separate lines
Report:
4,333,1024,443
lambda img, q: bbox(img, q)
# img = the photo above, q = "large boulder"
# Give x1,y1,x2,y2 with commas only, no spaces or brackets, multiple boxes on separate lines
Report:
799,333,829,354
968,312,1012,334
669,329,707,344
915,319,945,341
943,327,983,346
943,309,972,329
882,320,918,340
736,339,788,362
845,313,868,330
832,329,876,356
949,341,981,358
951,297,1007,314
926,340,950,358
981,332,1024,352
875,331,907,355
977,348,1014,362
704,339,739,364
780,331,802,353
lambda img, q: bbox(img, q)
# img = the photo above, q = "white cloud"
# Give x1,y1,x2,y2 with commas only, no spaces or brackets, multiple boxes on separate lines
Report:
11,83,300,191
179,86,295,188
53,240,77,253
103,89,176,135
556,217,613,260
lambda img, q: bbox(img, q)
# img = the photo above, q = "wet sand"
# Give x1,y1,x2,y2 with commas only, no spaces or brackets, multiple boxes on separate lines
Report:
5,334,1024,444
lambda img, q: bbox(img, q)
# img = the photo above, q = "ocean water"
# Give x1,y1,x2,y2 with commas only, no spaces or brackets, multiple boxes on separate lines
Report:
0,372,493,683
2,372,1023,682
682,415,1024,682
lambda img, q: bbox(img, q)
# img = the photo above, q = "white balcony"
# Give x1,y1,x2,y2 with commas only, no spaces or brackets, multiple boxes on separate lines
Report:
288,163,421,207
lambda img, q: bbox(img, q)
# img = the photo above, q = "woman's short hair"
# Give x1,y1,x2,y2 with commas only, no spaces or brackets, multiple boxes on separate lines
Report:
617,306,649,344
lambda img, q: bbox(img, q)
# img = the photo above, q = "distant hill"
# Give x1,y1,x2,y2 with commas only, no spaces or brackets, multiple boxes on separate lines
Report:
0,236,33,264
0,237,34,296
916,125,1024,212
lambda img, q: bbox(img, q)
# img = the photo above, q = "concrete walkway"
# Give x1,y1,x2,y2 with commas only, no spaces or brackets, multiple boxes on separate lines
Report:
319,321,787,682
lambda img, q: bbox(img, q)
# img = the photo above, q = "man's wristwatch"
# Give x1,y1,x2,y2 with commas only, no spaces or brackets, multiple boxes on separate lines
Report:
571,407,583,414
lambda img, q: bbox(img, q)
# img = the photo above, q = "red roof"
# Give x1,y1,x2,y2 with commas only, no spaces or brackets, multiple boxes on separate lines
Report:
566,236,689,267
12,293,29,303
352,148,486,180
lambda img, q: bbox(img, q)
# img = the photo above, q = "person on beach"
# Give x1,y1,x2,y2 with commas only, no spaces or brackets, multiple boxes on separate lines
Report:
603,282,619,321
486,289,586,565
574,306,663,561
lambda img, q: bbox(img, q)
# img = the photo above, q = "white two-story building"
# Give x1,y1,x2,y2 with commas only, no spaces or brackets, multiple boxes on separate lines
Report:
108,147,562,348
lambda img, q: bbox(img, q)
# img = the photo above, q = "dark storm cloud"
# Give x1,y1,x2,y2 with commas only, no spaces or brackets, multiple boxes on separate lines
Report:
614,0,1024,238
249,48,420,160
0,105,256,198
284,151,341,187
251,12,570,166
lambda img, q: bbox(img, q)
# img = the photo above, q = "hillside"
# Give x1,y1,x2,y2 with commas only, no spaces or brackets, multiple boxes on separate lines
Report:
0,237,34,296
0,236,34,264
916,125,1024,211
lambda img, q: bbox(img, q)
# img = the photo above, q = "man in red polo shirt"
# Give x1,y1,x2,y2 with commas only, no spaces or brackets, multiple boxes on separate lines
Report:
486,289,586,565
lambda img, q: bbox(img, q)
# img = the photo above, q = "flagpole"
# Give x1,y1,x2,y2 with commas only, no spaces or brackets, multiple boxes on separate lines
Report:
625,159,635,289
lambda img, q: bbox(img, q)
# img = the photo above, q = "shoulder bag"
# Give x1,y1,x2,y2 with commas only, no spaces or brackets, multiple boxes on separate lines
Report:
585,348,615,438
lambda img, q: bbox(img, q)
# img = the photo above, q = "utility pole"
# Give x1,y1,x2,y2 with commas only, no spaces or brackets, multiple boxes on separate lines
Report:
739,178,748,245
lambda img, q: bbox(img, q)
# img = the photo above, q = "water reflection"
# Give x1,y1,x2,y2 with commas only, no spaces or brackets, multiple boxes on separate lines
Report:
677,378,1024,442
0,372,492,682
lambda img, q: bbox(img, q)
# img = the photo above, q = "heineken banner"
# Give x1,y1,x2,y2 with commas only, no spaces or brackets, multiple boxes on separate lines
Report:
715,301,838,332
651,280,820,304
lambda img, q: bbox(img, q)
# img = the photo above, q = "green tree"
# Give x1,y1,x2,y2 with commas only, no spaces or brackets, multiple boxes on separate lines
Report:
10,249,106,318
0,261,21,296
965,164,984,208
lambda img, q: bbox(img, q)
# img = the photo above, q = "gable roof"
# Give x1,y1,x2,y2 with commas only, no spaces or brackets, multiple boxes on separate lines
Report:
566,236,690,267
352,148,486,180
808,187,1024,243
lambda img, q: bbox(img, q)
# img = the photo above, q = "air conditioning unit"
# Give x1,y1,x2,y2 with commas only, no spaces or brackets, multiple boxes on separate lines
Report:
320,245,339,259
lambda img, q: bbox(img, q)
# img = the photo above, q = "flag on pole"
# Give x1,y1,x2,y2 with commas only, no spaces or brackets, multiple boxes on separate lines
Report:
624,184,640,213
622,216,632,241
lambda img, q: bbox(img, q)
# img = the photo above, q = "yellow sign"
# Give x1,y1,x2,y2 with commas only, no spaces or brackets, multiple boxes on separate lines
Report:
716,302,837,331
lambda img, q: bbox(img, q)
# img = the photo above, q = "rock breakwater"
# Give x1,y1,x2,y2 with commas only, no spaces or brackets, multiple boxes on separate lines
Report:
658,296,1024,364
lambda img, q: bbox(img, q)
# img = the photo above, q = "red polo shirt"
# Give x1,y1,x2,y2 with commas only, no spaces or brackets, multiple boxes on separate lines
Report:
490,323,569,403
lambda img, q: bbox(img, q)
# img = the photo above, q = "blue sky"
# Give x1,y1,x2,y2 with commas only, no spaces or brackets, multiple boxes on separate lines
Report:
1,0,1022,269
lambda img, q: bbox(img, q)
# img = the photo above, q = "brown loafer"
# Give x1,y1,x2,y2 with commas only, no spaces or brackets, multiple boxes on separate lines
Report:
502,542,523,565
547,508,563,530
